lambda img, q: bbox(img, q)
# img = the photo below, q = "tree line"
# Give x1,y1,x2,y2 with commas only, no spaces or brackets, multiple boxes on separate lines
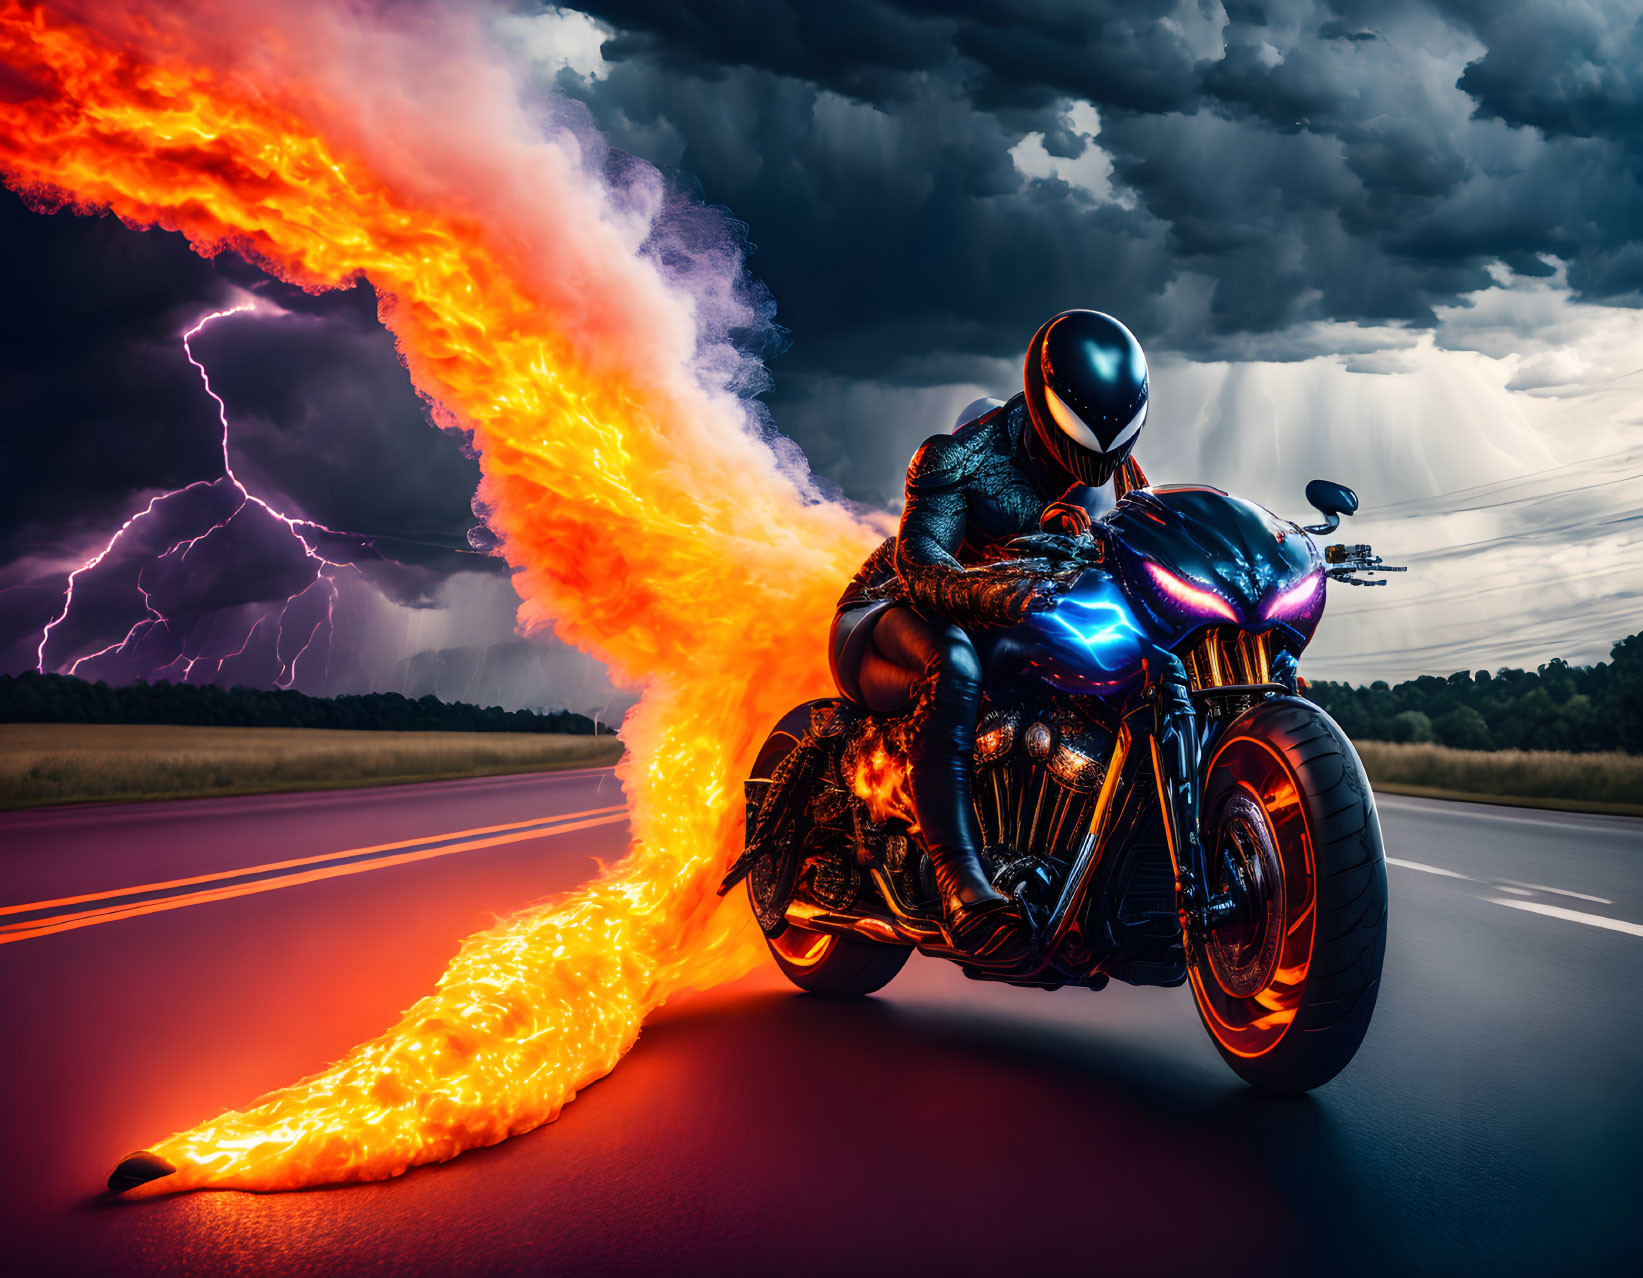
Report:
1305,632,1642,755
6,630,1639,755
0,671,609,736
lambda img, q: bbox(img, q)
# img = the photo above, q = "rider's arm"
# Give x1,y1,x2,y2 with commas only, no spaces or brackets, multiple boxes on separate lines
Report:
894,435,1047,627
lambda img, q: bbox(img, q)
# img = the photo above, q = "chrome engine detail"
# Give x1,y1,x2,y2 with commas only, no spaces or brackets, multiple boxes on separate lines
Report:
989,853,1059,925
782,694,1117,927
975,704,1020,762
1047,735,1106,792
806,849,861,910
974,695,1115,873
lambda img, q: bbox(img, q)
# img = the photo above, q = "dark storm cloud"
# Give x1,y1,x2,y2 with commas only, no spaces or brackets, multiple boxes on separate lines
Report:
183,294,493,592
1446,1,1643,148
553,35,1175,374
0,192,510,679
1439,0,1643,298
0,195,496,583
582,1,1208,115
1,196,231,545
552,0,1642,381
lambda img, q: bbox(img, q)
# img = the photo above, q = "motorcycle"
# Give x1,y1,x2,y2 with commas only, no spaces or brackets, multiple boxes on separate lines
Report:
723,479,1402,1092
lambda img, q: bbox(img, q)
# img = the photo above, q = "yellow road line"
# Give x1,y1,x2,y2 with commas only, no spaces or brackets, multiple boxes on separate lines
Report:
0,810,628,946
1,805,626,917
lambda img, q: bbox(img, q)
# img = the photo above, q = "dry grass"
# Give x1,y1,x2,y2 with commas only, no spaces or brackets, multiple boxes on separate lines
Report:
0,723,624,809
6,724,1635,817
1356,740,1643,815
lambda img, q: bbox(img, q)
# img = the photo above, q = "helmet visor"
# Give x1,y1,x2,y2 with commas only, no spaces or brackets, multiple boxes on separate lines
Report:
1044,385,1147,457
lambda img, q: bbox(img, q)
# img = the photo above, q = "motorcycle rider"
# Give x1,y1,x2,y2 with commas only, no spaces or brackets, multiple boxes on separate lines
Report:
829,310,1151,961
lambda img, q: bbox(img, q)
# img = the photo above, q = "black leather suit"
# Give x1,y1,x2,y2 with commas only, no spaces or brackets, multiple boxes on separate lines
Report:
829,393,1122,922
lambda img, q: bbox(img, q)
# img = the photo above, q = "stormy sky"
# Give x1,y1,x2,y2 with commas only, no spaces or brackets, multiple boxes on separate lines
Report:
3,0,1641,703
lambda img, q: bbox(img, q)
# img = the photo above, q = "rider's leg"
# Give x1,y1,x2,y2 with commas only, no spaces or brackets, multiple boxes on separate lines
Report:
833,605,1026,960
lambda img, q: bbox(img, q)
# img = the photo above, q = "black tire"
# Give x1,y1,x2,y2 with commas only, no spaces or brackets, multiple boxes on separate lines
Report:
1188,696,1388,1091
746,702,912,998
765,923,911,997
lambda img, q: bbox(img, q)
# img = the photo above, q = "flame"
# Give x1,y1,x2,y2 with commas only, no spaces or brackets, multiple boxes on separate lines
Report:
0,1,889,1190
850,745,915,826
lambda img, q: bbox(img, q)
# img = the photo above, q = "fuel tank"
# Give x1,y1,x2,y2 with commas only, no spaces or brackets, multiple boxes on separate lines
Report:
995,485,1325,696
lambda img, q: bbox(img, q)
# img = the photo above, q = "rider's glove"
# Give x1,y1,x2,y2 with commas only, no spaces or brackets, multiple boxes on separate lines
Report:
986,558,1075,625
905,559,1066,628
1039,499,1092,539
1000,573,1058,624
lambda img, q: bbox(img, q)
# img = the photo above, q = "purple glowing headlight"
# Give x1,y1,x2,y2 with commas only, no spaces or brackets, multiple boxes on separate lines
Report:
1264,570,1323,620
1144,562,1239,622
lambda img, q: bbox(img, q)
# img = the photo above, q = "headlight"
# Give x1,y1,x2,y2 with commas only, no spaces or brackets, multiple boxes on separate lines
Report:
1264,570,1323,620
1144,562,1239,622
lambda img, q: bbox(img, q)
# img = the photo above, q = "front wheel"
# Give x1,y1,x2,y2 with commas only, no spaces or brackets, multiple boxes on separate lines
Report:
1189,697,1387,1091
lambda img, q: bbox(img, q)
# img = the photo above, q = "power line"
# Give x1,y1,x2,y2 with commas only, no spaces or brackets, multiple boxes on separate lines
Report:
1360,445,1643,516
1328,563,1642,618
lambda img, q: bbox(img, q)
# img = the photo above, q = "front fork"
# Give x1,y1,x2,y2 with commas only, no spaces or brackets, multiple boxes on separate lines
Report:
1147,648,1238,936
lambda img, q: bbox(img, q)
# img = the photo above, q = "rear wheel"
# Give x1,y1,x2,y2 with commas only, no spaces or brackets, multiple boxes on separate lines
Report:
1189,697,1387,1091
764,920,910,997
746,703,911,998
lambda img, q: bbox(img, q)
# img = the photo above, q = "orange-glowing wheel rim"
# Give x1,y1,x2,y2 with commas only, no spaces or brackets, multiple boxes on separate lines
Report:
1189,735,1317,1059
769,923,837,969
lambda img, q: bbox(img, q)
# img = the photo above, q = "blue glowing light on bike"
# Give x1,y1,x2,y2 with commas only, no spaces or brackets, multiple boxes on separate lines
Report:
1053,597,1141,651
1007,570,1152,692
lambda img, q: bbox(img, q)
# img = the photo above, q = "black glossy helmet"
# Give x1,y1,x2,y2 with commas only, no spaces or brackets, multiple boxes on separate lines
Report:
1023,310,1149,486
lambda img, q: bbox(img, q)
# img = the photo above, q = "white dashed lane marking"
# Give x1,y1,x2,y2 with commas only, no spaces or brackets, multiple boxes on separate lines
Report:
1485,899,1643,939
1495,878,1613,906
1383,858,1638,935
1385,857,1471,879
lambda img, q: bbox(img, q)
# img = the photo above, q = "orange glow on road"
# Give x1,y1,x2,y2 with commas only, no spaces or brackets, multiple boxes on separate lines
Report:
0,1,884,1190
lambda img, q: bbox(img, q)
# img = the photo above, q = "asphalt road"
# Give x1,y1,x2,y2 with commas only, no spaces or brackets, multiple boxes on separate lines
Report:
2,775,1639,1276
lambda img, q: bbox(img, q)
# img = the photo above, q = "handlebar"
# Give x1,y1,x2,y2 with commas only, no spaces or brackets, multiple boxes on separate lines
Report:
1004,528,1407,591
1324,542,1406,587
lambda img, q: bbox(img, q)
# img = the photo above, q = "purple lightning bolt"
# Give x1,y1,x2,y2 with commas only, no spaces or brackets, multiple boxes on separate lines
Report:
35,303,373,689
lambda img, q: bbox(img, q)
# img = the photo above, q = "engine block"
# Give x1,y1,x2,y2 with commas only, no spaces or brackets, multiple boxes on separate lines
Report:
974,696,1115,883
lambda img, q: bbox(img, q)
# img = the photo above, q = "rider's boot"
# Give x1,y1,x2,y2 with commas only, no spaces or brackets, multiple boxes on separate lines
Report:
906,643,1029,964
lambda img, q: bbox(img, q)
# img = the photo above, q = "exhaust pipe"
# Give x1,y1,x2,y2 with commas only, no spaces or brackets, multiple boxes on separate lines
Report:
107,1151,175,1194
783,898,1034,972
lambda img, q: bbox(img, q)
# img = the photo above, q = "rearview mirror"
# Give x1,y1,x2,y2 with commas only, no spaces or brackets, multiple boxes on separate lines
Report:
1303,479,1358,534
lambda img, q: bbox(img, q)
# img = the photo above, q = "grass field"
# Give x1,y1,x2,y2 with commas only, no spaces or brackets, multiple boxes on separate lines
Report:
2,723,1636,817
1356,740,1643,817
0,723,624,809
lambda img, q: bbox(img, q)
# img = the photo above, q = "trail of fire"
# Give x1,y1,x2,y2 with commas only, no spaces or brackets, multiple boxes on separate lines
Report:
0,1,884,1191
